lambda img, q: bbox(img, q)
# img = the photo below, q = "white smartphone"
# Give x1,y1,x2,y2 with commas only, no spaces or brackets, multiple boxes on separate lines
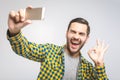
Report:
25,7,45,20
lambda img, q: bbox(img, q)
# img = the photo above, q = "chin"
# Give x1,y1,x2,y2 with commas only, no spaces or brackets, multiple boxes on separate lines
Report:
70,49,80,54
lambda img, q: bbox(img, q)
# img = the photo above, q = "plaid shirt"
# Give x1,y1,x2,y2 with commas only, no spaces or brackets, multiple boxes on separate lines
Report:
7,32,109,80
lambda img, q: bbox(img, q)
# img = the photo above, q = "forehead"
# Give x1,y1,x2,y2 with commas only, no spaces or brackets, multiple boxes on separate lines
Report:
69,22,87,32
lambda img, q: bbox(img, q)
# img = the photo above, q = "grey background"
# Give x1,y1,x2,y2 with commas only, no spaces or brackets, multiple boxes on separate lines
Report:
0,0,120,80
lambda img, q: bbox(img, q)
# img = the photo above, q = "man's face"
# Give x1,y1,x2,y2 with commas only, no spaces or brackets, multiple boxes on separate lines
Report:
66,22,89,54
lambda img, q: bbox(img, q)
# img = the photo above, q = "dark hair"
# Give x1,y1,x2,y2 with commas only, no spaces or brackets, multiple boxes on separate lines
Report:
67,17,90,36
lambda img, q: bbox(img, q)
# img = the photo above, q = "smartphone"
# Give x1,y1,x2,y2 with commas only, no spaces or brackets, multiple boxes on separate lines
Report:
25,7,45,20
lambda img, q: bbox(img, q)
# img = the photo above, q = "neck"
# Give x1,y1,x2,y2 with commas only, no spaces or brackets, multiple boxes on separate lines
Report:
64,45,80,58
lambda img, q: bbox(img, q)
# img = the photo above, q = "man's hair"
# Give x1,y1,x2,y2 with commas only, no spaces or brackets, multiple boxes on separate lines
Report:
67,17,90,36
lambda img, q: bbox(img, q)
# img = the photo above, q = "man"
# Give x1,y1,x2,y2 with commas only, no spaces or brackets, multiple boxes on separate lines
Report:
7,6,109,80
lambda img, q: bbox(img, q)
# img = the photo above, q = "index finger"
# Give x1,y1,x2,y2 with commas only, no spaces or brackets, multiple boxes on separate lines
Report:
19,9,26,21
9,10,16,18
96,39,100,46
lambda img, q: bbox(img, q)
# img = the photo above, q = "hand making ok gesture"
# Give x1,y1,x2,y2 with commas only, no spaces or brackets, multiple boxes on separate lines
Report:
88,40,109,66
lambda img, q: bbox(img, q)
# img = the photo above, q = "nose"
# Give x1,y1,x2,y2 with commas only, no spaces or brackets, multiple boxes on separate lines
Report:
73,33,80,40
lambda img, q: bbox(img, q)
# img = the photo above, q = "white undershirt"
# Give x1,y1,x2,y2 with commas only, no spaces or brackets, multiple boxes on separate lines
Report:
63,51,79,80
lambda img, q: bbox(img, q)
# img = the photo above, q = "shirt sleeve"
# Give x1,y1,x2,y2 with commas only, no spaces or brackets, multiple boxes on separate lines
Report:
93,65,109,80
7,30,50,62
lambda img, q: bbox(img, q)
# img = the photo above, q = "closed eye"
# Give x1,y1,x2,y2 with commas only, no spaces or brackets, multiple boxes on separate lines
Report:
70,30,76,34
79,32,85,36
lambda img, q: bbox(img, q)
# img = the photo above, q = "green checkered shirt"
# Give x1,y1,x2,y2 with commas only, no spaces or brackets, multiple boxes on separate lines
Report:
7,32,109,80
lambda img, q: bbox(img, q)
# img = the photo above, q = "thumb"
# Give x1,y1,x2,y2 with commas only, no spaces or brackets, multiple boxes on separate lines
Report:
21,20,32,28
88,48,93,56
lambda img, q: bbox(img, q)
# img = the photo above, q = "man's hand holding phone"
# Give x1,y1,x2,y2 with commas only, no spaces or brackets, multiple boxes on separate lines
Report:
8,6,45,36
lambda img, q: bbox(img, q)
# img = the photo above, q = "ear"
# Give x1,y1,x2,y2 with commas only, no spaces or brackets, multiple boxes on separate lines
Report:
66,30,68,38
85,36,89,43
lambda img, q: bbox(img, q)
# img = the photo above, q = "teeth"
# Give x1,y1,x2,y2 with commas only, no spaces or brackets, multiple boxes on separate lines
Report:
71,39,80,45
72,42,79,45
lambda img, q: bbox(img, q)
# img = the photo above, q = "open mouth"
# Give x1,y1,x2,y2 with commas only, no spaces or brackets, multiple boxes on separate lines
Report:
70,40,80,49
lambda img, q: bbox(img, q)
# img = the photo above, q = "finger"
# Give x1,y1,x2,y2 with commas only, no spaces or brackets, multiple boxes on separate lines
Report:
101,40,105,49
22,20,32,27
101,40,108,50
88,48,94,55
103,44,109,53
96,39,99,46
9,10,16,19
15,12,20,23
26,5,33,9
96,39,101,46
88,49,92,55
19,9,25,21
96,39,100,49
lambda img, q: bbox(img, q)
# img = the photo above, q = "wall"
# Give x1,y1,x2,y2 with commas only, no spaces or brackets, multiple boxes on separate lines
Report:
0,0,120,80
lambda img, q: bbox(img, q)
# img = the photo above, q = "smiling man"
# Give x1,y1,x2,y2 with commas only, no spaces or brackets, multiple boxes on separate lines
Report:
7,6,109,80
66,21,89,55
